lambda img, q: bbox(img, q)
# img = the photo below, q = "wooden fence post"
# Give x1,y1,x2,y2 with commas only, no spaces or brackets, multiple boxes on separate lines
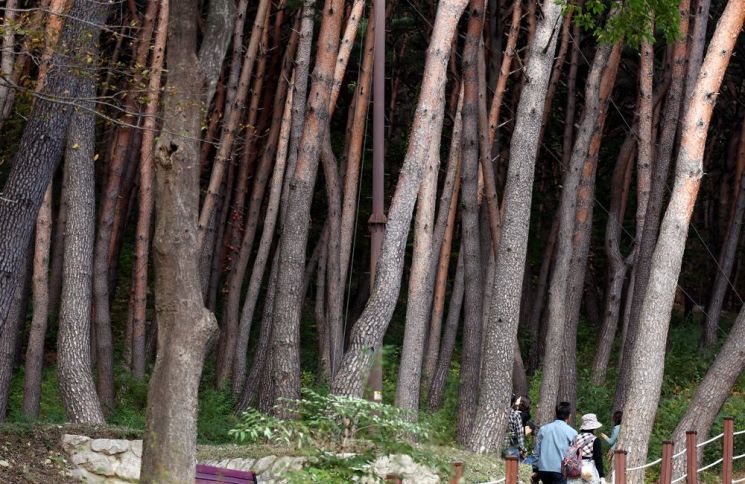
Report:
614,450,627,484
660,441,674,484
686,430,698,484
505,456,518,484
723,417,734,484
385,474,402,484
449,461,464,484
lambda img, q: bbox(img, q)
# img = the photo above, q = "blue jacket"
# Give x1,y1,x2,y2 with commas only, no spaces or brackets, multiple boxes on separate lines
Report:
535,419,577,473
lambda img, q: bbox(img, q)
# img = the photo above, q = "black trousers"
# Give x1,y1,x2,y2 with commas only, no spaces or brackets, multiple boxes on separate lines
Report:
537,471,567,484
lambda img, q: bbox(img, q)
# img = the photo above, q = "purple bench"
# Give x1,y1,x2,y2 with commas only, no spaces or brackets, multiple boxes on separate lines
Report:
195,464,257,483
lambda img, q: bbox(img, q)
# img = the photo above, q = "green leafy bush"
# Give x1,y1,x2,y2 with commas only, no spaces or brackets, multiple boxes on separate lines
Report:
230,388,429,450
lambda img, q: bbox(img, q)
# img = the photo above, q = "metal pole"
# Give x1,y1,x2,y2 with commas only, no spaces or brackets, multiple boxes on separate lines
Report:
723,417,734,484
660,441,674,484
686,430,698,484
367,0,386,404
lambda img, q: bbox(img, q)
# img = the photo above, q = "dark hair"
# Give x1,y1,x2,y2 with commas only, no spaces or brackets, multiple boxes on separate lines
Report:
613,410,623,425
517,395,532,412
555,402,572,421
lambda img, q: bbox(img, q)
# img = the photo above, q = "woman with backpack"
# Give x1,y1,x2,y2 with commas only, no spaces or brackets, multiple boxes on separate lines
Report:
565,414,605,484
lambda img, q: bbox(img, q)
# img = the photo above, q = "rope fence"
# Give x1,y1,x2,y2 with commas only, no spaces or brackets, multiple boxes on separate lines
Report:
613,417,743,483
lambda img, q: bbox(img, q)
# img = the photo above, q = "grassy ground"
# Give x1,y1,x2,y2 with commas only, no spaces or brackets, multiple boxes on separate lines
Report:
2,311,745,482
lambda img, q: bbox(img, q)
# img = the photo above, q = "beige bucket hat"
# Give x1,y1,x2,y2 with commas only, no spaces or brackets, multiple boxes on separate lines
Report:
580,413,603,431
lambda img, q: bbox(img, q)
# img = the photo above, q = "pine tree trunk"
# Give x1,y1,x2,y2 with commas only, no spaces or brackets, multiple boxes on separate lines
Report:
0,0,18,124
704,120,745,346
139,0,219,480
457,0,487,442
232,74,295,394
538,39,619,425
22,185,53,419
331,0,468,398
466,0,562,451
92,0,158,386
526,215,558,373
266,0,347,414
614,0,691,411
196,0,272,252
217,30,297,387
671,304,745,479
0,248,32,422
428,251,465,411
48,174,69,318
422,94,464,396
339,4,374,293
558,43,621,406
395,105,442,420
592,132,636,385
58,79,106,424
617,1,745,472
0,0,109,337
130,0,168,380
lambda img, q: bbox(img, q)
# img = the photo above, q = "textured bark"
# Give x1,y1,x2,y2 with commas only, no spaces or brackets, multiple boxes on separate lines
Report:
339,6,374,293
217,29,297,388
486,0,521,150
422,93,463,396
268,0,345,415
540,10,573,135
0,0,109,338
428,251,465,411
232,75,295,394
671,304,745,479
198,0,235,107
683,0,712,115
92,0,158,385
562,20,580,167
130,0,168,381
196,0,272,251
558,43,621,406
48,174,69,318
591,132,636,385
236,251,280,411
395,102,442,419
467,0,562,451
526,216,558,373
704,120,745,346
457,0,487,442
0,0,18,123
614,0,691,411
538,40,619,425
58,80,106,424
617,1,744,473
0,248,31,422
139,0,219,480
331,0,467,398
22,185,53,419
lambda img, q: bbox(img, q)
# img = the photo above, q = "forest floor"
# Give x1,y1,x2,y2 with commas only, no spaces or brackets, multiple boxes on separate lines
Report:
2,311,745,482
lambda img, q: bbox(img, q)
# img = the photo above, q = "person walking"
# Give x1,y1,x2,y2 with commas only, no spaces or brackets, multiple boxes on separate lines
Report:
504,395,527,459
534,401,577,484
567,413,605,484
600,410,622,453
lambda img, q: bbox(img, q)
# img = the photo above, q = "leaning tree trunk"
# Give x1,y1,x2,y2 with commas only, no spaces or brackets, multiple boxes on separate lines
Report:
592,131,636,385
704,120,745,346
671,303,745,479
331,0,468,398
57,82,106,424
266,0,345,415
558,43,621,407
0,0,109,338
466,0,562,452
537,39,619,425
395,102,442,420
614,0,691,411
22,185,53,419
616,1,745,474
428,251,465,411
139,1,220,481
